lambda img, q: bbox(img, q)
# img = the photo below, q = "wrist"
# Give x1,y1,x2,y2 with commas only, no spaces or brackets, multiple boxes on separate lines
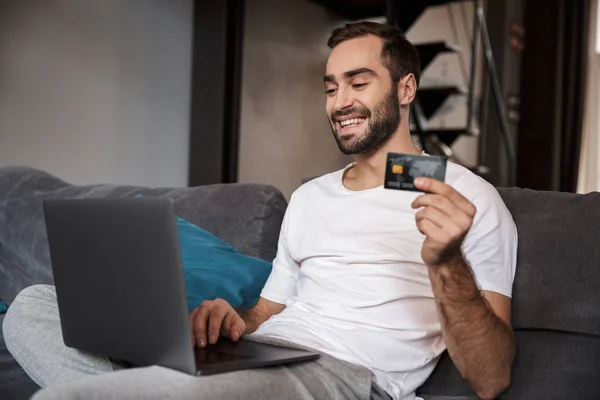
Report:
426,250,465,271
427,255,480,304
239,307,268,335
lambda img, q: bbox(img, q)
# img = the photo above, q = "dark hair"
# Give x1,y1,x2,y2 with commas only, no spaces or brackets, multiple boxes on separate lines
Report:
327,21,421,87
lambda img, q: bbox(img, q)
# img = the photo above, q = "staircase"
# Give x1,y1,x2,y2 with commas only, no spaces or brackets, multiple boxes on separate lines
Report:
308,0,516,182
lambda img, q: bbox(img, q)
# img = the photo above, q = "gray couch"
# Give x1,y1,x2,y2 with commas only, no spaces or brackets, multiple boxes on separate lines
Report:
0,166,598,399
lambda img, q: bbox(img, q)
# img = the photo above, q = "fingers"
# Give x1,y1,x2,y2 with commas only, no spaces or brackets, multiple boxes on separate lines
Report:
416,210,463,244
191,299,242,348
207,301,228,345
412,194,455,218
413,178,476,218
193,303,210,348
189,307,200,347
413,195,473,232
413,178,475,267
228,315,246,341
416,217,444,239
416,206,462,233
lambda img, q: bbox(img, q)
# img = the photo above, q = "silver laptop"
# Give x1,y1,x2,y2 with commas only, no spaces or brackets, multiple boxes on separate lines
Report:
43,197,319,376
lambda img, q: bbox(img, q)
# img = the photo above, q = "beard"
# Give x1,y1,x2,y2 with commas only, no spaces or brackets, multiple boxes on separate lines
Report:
329,85,401,155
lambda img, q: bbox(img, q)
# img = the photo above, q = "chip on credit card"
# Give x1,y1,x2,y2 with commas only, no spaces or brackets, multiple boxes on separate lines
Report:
384,152,447,192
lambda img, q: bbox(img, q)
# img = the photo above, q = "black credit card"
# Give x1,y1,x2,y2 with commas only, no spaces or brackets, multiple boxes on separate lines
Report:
384,152,447,192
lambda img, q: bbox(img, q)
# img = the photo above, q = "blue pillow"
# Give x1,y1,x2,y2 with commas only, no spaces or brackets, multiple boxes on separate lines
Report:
0,301,7,313
176,217,272,313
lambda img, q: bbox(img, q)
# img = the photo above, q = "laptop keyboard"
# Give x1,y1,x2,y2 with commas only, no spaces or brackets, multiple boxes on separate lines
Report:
195,348,249,364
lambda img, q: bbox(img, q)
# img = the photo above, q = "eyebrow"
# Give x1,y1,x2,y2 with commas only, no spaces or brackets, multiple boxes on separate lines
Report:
323,67,378,84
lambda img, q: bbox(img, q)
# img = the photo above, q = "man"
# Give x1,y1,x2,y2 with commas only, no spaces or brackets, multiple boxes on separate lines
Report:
4,22,517,400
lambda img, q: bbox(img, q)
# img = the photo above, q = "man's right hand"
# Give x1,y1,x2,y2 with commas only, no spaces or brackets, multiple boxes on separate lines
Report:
189,298,246,348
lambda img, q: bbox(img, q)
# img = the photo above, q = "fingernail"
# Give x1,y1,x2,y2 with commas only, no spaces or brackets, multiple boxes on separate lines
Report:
199,339,205,347
209,335,217,343
414,178,424,186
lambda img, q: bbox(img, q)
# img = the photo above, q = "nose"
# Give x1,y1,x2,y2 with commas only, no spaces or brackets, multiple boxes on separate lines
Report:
334,87,354,111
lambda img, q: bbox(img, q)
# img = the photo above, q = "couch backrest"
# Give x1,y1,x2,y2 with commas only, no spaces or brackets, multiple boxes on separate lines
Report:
498,187,600,337
0,167,287,305
3,166,599,338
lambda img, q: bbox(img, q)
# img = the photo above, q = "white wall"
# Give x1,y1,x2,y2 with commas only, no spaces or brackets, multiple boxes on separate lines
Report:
0,0,192,187
238,0,350,199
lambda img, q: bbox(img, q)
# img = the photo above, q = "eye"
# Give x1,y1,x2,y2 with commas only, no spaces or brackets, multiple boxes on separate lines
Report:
324,88,337,96
352,83,367,89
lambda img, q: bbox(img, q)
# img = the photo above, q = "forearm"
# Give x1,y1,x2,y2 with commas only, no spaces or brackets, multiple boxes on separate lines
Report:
429,257,515,399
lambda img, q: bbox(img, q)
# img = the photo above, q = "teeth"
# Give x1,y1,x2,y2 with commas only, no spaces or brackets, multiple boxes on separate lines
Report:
340,118,365,127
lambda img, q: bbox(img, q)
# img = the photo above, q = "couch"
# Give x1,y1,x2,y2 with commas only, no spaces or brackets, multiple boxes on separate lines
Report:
0,166,598,400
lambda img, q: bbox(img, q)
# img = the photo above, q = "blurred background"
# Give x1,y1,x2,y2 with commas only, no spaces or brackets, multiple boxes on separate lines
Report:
0,0,596,199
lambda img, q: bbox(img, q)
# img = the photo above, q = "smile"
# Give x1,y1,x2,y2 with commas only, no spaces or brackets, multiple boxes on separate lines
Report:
339,118,366,127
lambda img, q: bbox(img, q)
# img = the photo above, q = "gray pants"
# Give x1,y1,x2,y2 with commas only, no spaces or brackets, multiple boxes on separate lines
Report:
3,285,393,400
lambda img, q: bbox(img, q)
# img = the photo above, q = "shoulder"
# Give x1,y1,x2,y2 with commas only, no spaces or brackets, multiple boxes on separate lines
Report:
290,165,349,203
445,161,506,216
278,166,347,234
445,161,517,250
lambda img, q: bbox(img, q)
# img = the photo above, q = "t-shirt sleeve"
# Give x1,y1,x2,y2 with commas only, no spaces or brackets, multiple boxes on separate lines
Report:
259,198,300,305
456,176,518,298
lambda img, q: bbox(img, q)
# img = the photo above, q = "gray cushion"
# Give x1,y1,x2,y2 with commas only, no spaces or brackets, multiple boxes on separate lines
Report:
497,188,600,336
419,330,600,399
0,167,287,305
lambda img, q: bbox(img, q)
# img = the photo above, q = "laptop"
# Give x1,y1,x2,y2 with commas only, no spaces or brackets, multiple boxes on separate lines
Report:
43,197,319,376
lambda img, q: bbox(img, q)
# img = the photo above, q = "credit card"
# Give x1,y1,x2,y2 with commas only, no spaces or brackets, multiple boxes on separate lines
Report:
384,152,447,192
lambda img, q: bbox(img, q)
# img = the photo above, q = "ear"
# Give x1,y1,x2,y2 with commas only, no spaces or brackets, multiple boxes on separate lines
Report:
398,73,417,107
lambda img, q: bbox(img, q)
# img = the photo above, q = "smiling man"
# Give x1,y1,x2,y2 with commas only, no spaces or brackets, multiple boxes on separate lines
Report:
239,22,517,399
5,22,517,400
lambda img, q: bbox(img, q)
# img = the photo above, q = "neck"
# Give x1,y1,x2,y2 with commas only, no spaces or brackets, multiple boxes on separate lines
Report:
347,118,420,189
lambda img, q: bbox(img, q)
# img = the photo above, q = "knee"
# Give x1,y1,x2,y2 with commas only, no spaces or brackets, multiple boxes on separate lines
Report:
10,284,56,308
3,284,56,348
6,284,55,315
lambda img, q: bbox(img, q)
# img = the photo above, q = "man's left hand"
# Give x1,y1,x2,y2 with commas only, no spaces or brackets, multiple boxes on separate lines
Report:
411,177,477,267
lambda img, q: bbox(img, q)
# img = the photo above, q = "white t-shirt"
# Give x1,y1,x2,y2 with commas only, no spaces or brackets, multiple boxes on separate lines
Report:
252,161,518,400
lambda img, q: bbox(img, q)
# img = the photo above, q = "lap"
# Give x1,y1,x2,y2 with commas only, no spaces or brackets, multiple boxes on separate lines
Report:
418,397,481,400
32,352,375,400
7,285,385,400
